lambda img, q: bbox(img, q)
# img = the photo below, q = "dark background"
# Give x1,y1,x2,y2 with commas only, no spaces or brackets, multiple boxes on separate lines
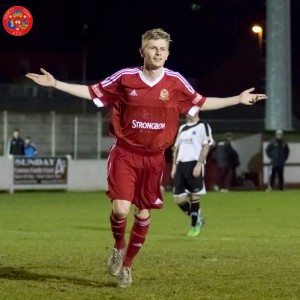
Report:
0,0,299,119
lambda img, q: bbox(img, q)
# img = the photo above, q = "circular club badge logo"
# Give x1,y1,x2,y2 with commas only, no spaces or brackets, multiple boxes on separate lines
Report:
2,6,33,36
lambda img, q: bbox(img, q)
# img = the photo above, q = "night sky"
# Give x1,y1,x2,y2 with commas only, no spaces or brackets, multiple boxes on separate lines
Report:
0,0,299,116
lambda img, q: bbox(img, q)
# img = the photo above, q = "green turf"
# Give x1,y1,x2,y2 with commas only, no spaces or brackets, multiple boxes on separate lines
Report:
0,190,299,299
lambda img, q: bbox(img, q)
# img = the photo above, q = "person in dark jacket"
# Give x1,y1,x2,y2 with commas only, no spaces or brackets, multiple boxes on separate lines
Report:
266,130,290,190
215,132,240,192
24,136,38,157
8,129,25,155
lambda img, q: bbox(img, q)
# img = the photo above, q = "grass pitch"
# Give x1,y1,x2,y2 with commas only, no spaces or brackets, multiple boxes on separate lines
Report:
0,190,299,299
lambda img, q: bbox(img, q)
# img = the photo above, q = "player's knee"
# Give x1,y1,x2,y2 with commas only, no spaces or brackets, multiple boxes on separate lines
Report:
112,200,131,219
112,209,128,219
174,196,186,205
190,195,199,203
135,208,150,219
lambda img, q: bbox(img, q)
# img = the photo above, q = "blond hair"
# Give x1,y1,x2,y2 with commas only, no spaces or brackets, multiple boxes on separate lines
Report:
141,28,172,48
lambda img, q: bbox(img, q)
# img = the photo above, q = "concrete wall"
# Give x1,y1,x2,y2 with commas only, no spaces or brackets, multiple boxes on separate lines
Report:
68,159,107,191
230,137,300,185
0,156,13,191
0,111,109,158
232,134,263,174
0,157,108,192
262,142,300,184
1,140,299,192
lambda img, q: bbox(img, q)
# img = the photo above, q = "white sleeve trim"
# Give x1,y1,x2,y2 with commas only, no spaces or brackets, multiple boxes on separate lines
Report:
93,98,104,107
187,106,200,116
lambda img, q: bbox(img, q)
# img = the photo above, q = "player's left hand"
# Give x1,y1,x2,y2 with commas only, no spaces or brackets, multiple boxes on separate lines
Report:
192,163,202,178
239,87,267,105
171,163,177,179
25,68,56,87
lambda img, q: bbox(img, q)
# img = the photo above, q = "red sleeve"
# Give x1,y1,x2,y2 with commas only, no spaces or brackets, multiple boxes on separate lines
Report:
88,70,123,107
175,73,206,115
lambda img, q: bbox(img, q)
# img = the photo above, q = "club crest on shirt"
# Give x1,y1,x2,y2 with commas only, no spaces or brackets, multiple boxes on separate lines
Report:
159,89,169,101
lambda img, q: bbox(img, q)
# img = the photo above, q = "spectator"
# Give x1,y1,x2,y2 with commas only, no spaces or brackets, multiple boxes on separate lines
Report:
8,129,25,156
214,132,240,192
226,132,240,186
266,129,289,190
24,136,38,157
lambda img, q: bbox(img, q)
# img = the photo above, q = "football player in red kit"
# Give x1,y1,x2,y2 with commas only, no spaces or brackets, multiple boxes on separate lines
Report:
26,28,267,288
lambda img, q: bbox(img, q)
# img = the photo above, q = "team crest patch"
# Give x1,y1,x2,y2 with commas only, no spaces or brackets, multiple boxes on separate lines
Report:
159,89,169,101
2,6,33,36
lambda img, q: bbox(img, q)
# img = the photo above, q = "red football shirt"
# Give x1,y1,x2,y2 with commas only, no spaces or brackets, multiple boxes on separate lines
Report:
88,67,206,153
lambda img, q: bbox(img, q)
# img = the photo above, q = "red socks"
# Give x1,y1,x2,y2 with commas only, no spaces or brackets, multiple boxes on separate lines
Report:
110,211,126,250
122,215,150,268
110,212,150,267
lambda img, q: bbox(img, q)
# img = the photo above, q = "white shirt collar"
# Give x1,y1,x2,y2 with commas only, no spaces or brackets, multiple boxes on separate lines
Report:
138,68,165,87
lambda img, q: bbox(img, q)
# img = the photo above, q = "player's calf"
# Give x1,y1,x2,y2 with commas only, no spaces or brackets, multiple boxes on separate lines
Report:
174,195,190,215
190,196,200,228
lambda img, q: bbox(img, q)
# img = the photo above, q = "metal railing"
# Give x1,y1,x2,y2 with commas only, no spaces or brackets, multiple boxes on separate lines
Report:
0,111,114,159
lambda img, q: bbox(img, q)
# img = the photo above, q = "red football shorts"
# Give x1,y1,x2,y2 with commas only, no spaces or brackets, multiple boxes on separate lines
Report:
106,143,165,210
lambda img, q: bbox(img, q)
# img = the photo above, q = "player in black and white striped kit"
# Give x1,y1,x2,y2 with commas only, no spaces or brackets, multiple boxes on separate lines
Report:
171,112,213,237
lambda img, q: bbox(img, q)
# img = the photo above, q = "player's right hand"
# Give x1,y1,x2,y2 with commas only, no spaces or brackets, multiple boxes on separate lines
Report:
25,68,56,87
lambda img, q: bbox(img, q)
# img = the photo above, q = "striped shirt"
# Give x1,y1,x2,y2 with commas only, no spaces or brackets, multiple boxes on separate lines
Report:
88,67,206,153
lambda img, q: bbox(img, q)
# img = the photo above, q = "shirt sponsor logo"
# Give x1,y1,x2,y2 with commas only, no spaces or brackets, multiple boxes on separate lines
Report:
132,120,165,130
181,138,193,144
159,89,169,101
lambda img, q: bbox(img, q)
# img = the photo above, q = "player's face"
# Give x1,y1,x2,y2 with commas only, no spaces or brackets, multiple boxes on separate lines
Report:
13,131,19,138
140,39,169,70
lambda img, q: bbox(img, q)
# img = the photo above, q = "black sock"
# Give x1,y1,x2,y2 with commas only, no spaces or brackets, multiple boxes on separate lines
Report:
190,201,200,227
178,201,190,215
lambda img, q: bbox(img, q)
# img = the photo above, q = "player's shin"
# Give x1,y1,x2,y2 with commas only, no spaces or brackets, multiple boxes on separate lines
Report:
190,198,200,227
110,211,127,250
122,214,150,268
175,196,190,215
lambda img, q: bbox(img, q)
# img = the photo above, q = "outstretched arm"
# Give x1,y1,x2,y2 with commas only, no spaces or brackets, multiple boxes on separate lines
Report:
200,88,267,111
25,68,92,100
